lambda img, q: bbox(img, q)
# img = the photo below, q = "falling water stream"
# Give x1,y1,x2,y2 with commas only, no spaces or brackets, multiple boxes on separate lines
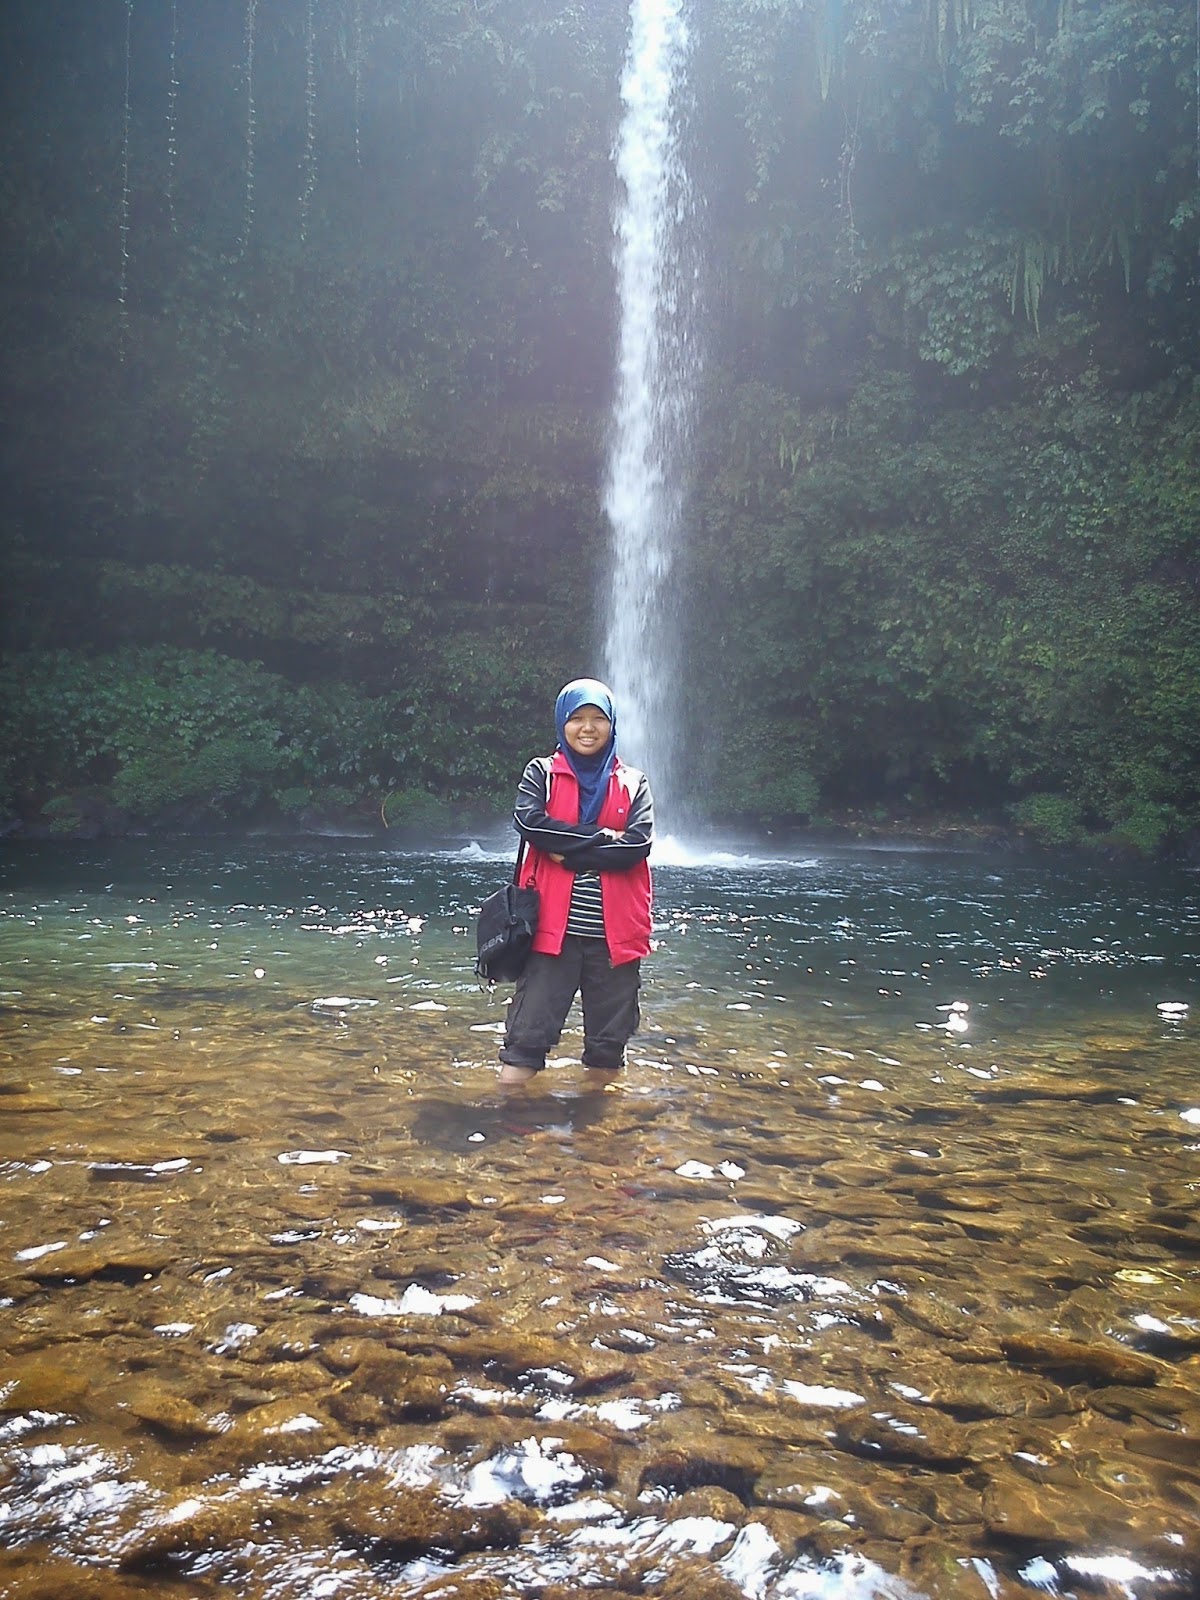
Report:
2,837,1199,1600
602,0,697,814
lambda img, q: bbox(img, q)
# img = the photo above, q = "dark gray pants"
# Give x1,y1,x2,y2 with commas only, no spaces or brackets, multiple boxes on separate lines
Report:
499,936,641,1072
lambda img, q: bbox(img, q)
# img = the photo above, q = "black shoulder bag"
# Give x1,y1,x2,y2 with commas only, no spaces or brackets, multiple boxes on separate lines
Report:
474,839,540,984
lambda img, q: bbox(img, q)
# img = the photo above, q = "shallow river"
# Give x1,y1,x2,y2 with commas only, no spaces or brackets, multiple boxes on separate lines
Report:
1,837,1198,1600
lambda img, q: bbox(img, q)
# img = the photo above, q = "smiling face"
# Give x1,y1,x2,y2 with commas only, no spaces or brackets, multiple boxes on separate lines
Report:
562,704,612,758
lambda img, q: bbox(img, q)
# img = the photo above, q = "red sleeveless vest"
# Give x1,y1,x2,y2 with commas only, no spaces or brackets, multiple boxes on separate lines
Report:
520,752,652,966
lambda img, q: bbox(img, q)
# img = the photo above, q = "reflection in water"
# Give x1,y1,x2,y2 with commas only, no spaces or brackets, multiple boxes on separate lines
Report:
1,839,1198,1599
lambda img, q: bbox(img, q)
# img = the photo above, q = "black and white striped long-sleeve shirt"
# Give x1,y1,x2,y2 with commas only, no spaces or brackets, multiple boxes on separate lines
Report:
512,757,653,875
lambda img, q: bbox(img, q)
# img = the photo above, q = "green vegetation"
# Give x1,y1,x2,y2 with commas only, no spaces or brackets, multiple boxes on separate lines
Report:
1,0,1197,850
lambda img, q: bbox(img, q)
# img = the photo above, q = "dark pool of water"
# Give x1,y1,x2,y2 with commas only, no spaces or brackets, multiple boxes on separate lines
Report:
2,838,1198,1599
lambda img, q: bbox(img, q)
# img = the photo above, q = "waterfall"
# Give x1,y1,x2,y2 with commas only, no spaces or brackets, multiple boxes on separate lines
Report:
118,0,134,358
602,0,697,823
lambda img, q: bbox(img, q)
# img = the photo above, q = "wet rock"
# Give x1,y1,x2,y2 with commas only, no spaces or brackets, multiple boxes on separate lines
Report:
387,1373,450,1421
1000,1332,1162,1386
812,1192,894,1221
465,1332,631,1394
1124,1317,1200,1358
914,1478,985,1527
319,1335,386,1373
219,1396,337,1463
299,1267,375,1304
879,1290,975,1342
908,1182,1003,1213
596,1325,659,1354
749,1504,824,1558
406,1579,509,1600
22,1243,174,1284
360,1176,474,1211
536,1589,644,1600
125,1380,224,1441
952,1213,1026,1242
662,1485,748,1524
1148,1180,1197,1212
0,1559,158,1598
0,1359,90,1415
655,1566,747,1600
0,1094,64,1115
354,1346,455,1398
754,1472,849,1518
814,1160,890,1189
947,1341,1005,1364
853,1484,933,1540
1122,1428,1200,1470
973,1077,1125,1105
450,1385,539,1419
328,1384,389,1428
1136,1222,1200,1256
898,1537,1005,1599
832,1407,969,1467
469,1330,582,1378
851,1230,962,1267
926,1369,1068,1421
119,1489,267,1568
542,1422,621,1483
568,1349,635,1394
980,1474,1099,1547
1087,1384,1198,1426
639,1438,765,1502
335,1483,535,1559
796,1517,870,1562
89,1159,191,1182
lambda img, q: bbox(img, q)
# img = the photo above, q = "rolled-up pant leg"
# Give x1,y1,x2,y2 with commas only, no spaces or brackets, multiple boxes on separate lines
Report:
499,944,583,1071
580,943,641,1070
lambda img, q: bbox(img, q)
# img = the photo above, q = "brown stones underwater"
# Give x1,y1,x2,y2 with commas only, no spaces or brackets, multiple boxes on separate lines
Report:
4,1014,1199,1597
1,840,1198,1597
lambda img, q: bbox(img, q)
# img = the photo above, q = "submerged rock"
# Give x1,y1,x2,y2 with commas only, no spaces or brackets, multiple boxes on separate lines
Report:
119,1490,268,1569
832,1407,969,1468
926,1369,1072,1420
898,1537,1007,1600
1122,1428,1200,1468
639,1438,765,1502
335,1483,536,1560
20,1242,174,1284
0,1360,90,1415
980,1475,1101,1547
217,1397,337,1465
0,1560,156,1598
999,1332,1162,1386
662,1485,748,1525
125,1380,224,1441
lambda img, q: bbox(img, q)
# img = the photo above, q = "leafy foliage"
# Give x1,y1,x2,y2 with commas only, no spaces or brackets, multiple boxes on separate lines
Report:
1,0,1198,850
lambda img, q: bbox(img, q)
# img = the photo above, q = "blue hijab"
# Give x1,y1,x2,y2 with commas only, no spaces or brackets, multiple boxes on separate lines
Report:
555,678,617,825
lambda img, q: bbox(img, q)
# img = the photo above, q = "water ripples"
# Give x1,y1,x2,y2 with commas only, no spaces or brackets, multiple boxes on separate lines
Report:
1,839,1198,1598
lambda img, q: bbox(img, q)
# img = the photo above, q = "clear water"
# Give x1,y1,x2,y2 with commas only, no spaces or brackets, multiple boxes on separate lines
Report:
2,838,1198,1599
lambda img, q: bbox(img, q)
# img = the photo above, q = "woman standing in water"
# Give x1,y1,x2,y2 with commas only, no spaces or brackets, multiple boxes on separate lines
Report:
498,679,654,1085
